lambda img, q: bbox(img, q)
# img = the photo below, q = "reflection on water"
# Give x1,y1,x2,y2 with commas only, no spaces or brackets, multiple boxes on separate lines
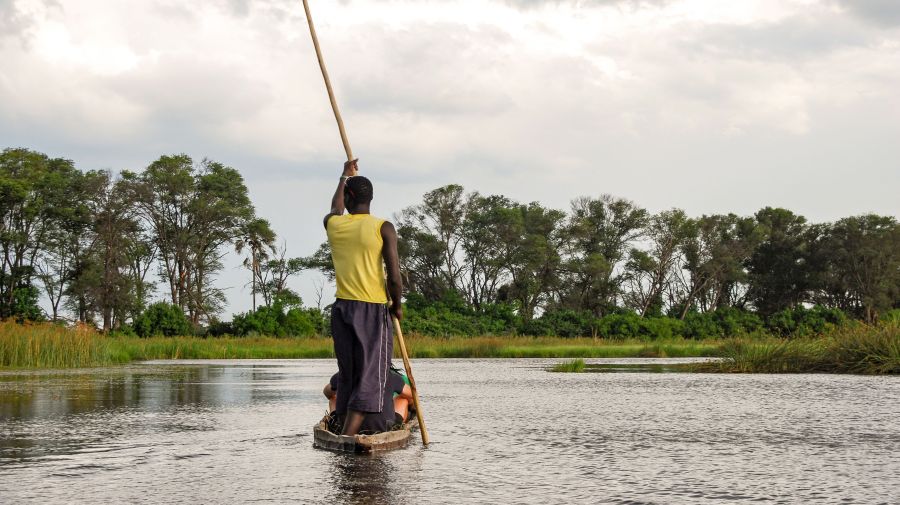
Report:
0,358,898,504
327,453,395,504
0,365,302,418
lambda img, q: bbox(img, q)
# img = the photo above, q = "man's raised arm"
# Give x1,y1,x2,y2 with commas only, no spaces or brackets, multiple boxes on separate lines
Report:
323,159,358,228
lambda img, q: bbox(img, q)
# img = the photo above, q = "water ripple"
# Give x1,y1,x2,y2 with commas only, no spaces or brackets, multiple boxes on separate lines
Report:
0,359,897,504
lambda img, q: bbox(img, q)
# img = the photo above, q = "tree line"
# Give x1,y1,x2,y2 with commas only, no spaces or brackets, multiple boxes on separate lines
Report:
0,147,312,335
367,184,897,336
3,147,897,338
302,183,897,337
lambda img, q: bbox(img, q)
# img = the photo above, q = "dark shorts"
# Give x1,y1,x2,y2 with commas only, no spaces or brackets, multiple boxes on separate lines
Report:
331,299,393,414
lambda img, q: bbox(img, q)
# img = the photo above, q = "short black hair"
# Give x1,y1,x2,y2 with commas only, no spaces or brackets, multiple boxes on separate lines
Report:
345,176,373,204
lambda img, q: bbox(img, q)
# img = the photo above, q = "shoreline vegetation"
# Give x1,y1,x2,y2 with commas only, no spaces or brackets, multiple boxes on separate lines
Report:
1,321,896,375
1,148,896,377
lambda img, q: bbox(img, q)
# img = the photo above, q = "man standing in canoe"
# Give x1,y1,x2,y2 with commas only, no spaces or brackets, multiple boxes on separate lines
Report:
324,159,403,436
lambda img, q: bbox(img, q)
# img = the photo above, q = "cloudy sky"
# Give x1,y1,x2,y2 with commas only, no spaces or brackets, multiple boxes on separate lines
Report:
2,0,898,315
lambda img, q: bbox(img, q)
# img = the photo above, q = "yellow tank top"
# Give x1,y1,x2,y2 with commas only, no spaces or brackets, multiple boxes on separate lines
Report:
326,213,388,304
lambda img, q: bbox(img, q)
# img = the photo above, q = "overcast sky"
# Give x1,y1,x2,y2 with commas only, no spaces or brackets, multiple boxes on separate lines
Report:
2,0,898,317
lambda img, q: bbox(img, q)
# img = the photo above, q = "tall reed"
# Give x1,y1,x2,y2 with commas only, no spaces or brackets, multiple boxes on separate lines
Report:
826,322,899,374
0,321,119,368
704,323,899,375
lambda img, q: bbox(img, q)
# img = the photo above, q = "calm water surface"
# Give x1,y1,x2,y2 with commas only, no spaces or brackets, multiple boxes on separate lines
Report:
0,359,897,504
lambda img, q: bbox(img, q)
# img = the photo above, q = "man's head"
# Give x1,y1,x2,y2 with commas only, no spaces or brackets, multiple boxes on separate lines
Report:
345,176,373,212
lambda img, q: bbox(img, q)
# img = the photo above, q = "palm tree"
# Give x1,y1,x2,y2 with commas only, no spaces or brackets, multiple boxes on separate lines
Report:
234,218,276,311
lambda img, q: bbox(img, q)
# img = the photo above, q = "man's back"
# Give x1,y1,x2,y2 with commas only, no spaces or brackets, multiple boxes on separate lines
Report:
327,213,388,304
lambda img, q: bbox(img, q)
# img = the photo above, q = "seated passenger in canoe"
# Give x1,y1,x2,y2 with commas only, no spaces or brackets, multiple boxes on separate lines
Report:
323,365,413,434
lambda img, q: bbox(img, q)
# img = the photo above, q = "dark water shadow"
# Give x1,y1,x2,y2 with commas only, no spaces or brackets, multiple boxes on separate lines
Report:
324,452,400,505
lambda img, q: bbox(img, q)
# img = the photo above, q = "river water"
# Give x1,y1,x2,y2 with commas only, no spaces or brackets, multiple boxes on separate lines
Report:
0,359,897,504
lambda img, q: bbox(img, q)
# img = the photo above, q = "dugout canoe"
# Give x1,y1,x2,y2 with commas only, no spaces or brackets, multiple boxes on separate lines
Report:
313,416,418,454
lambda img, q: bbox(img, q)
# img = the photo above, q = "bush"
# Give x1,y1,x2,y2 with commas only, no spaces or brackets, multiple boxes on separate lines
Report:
681,308,764,339
518,317,556,337
109,324,137,337
713,307,763,336
9,286,44,322
598,312,641,339
403,292,519,337
133,302,192,338
231,300,320,338
206,320,234,337
525,309,596,338
684,312,720,339
767,306,847,337
641,316,687,340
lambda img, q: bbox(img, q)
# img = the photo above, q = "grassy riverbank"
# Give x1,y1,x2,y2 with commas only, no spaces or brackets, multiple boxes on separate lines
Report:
548,324,899,375
2,321,897,374
0,321,721,368
698,323,900,374
0,322,117,368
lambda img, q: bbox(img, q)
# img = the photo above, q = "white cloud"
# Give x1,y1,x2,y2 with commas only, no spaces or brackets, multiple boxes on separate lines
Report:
1,0,898,315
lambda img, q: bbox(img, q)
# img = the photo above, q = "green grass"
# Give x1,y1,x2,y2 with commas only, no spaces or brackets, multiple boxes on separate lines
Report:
550,358,586,373
2,321,897,375
0,321,123,368
0,324,723,368
696,323,899,375
0,322,339,368
110,336,721,362
110,335,336,361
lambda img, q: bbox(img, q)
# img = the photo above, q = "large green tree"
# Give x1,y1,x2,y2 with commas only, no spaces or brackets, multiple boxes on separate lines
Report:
746,207,809,316
398,184,467,295
809,215,900,322
460,193,522,310
558,195,648,317
74,171,146,331
36,169,95,322
624,208,694,317
122,155,260,324
504,202,566,321
396,222,450,300
675,213,760,318
0,148,84,320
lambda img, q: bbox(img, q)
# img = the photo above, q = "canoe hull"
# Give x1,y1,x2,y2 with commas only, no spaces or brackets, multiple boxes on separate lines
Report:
313,417,417,454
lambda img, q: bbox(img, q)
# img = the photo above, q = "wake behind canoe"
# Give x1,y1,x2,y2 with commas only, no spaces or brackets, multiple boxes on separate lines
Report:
313,416,418,454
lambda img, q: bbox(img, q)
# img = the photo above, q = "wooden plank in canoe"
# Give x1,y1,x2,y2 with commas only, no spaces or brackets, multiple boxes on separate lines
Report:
313,417,417,454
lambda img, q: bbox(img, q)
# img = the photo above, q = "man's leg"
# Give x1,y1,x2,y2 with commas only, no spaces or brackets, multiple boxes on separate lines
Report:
341,313,369,435
342,410,365,435
331,300,360,433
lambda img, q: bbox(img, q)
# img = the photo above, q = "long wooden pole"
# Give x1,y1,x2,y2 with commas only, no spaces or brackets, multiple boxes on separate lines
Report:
301,0,429,447
302,0,353,161
392,318,430,446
